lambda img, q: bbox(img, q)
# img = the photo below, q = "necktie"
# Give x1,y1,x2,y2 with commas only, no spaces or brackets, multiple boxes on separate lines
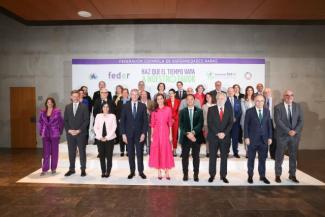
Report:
102,122,107,138
189,109,193,130
73,103,77,116
219,107,223,122
288,105,292,126
258,109,263,123
133,103,137,119
179,91,182,99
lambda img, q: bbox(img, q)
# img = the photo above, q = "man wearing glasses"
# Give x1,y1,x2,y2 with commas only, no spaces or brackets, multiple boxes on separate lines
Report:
274,90,304,183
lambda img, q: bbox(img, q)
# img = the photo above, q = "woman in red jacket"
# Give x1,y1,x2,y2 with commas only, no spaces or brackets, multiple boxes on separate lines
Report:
165,89,180,156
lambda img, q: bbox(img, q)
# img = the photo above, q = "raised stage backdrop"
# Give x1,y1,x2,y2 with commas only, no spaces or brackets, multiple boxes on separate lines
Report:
72,58,265,96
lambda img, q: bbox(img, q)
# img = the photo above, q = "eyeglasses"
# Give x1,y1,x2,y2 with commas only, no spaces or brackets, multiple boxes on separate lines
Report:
285,94,294,97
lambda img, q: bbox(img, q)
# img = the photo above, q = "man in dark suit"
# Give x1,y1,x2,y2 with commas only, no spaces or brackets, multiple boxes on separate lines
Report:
93,88,116,119
209,80,226,100
92,80,112,103
208,92,233,183
175,81,187,100
226,87,242,158
64,90,90,177
116,88,130,156
274,90,304,183
244,95,272,184
120,89,148,179
179,94,204,182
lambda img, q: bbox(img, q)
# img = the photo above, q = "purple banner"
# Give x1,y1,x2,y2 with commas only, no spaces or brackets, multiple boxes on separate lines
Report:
72,58,265,65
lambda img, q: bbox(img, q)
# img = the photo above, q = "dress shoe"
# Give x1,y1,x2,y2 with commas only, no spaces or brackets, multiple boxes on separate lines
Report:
260,177,270,184
221,177,229,183
101,174,106,178
234,154,240,158
206,153,209,158
248,176,253,184
40,172,46,176
208,176,214,183
51,170,56,174
120,152,124,157
64,170,75,176
275,176,281,183
194,174,199,182
127,173,135,179
105,173,110,178
289,176,299,183
81,170,86,177
183,174,188,181
139,173,147,179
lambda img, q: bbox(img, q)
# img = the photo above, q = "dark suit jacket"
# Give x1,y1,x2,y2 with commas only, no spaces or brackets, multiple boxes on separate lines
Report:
244,107,272,146
176,90,187,100
225,97,242,122
93,98,116,119
120,101,148,138
207,105,233,143
92,90,112,105
116,99,129,121
209,90,227,101
274,102,304,139
178,107,204,145
64,103,90,136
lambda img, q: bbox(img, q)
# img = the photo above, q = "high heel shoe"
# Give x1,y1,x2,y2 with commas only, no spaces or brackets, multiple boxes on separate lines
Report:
158,176,162,180
166,176,171,180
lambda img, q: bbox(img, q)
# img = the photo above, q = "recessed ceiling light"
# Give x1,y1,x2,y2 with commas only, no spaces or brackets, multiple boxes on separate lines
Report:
78,11,92,18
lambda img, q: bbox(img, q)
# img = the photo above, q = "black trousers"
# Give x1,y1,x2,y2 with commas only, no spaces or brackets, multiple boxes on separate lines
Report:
67,134,87,171
119,135,127,153
181,141,201,175
209,138,228,178
127,136,144,174
97,139,115,174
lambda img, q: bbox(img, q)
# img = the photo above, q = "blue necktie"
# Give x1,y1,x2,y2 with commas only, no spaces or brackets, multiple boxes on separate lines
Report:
133,103,137,119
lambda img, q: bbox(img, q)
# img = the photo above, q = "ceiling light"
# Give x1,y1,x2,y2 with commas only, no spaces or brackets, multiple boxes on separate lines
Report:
78,11,92,18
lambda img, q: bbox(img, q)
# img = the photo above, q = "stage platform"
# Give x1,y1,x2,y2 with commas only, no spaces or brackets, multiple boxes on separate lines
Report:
18,142,325,186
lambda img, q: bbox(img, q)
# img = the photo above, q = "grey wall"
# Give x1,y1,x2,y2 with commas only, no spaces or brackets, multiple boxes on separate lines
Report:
0,13,325,149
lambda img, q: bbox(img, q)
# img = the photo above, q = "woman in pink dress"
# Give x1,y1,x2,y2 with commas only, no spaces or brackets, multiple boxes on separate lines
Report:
149,93,175,180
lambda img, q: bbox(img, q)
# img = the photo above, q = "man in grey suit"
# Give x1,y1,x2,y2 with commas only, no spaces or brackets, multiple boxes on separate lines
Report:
274,90,304,183
64,90,90,177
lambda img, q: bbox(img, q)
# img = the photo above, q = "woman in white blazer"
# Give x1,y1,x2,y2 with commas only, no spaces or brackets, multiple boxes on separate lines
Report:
94,102,117,178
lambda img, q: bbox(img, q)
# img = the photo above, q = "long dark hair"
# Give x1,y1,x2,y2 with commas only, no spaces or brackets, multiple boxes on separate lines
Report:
153,93,165,112
244,86,255,101
44,97,56,111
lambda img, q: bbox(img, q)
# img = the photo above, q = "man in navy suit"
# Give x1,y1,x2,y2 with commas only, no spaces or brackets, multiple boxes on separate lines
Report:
120,89,148,179
225,87,242,158
244,95,272,184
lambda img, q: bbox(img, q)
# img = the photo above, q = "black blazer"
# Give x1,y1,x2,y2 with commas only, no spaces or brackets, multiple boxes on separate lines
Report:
176,90,187,100
120,101,148,138
93,98,116,119
178,107,204,145
116,99,129,121
207,105,233,143
92,90,112,104
64,103,90,136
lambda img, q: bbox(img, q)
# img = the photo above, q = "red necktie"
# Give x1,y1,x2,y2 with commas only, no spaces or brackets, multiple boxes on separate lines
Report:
219,107,223,122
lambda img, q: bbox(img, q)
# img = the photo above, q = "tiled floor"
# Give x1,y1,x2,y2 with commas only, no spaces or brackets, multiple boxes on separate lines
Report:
0,148,324,217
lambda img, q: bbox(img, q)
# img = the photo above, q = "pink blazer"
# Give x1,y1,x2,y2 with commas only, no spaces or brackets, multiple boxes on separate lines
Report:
94,113,117,141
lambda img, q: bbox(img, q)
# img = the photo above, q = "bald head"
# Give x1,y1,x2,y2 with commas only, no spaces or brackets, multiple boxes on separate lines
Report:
255,95,265,109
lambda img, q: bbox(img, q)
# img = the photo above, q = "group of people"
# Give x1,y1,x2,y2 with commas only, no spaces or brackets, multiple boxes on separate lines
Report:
38,80,304,184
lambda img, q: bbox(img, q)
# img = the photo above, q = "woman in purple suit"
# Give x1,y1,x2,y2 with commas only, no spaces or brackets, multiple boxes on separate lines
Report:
38,97,64,176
